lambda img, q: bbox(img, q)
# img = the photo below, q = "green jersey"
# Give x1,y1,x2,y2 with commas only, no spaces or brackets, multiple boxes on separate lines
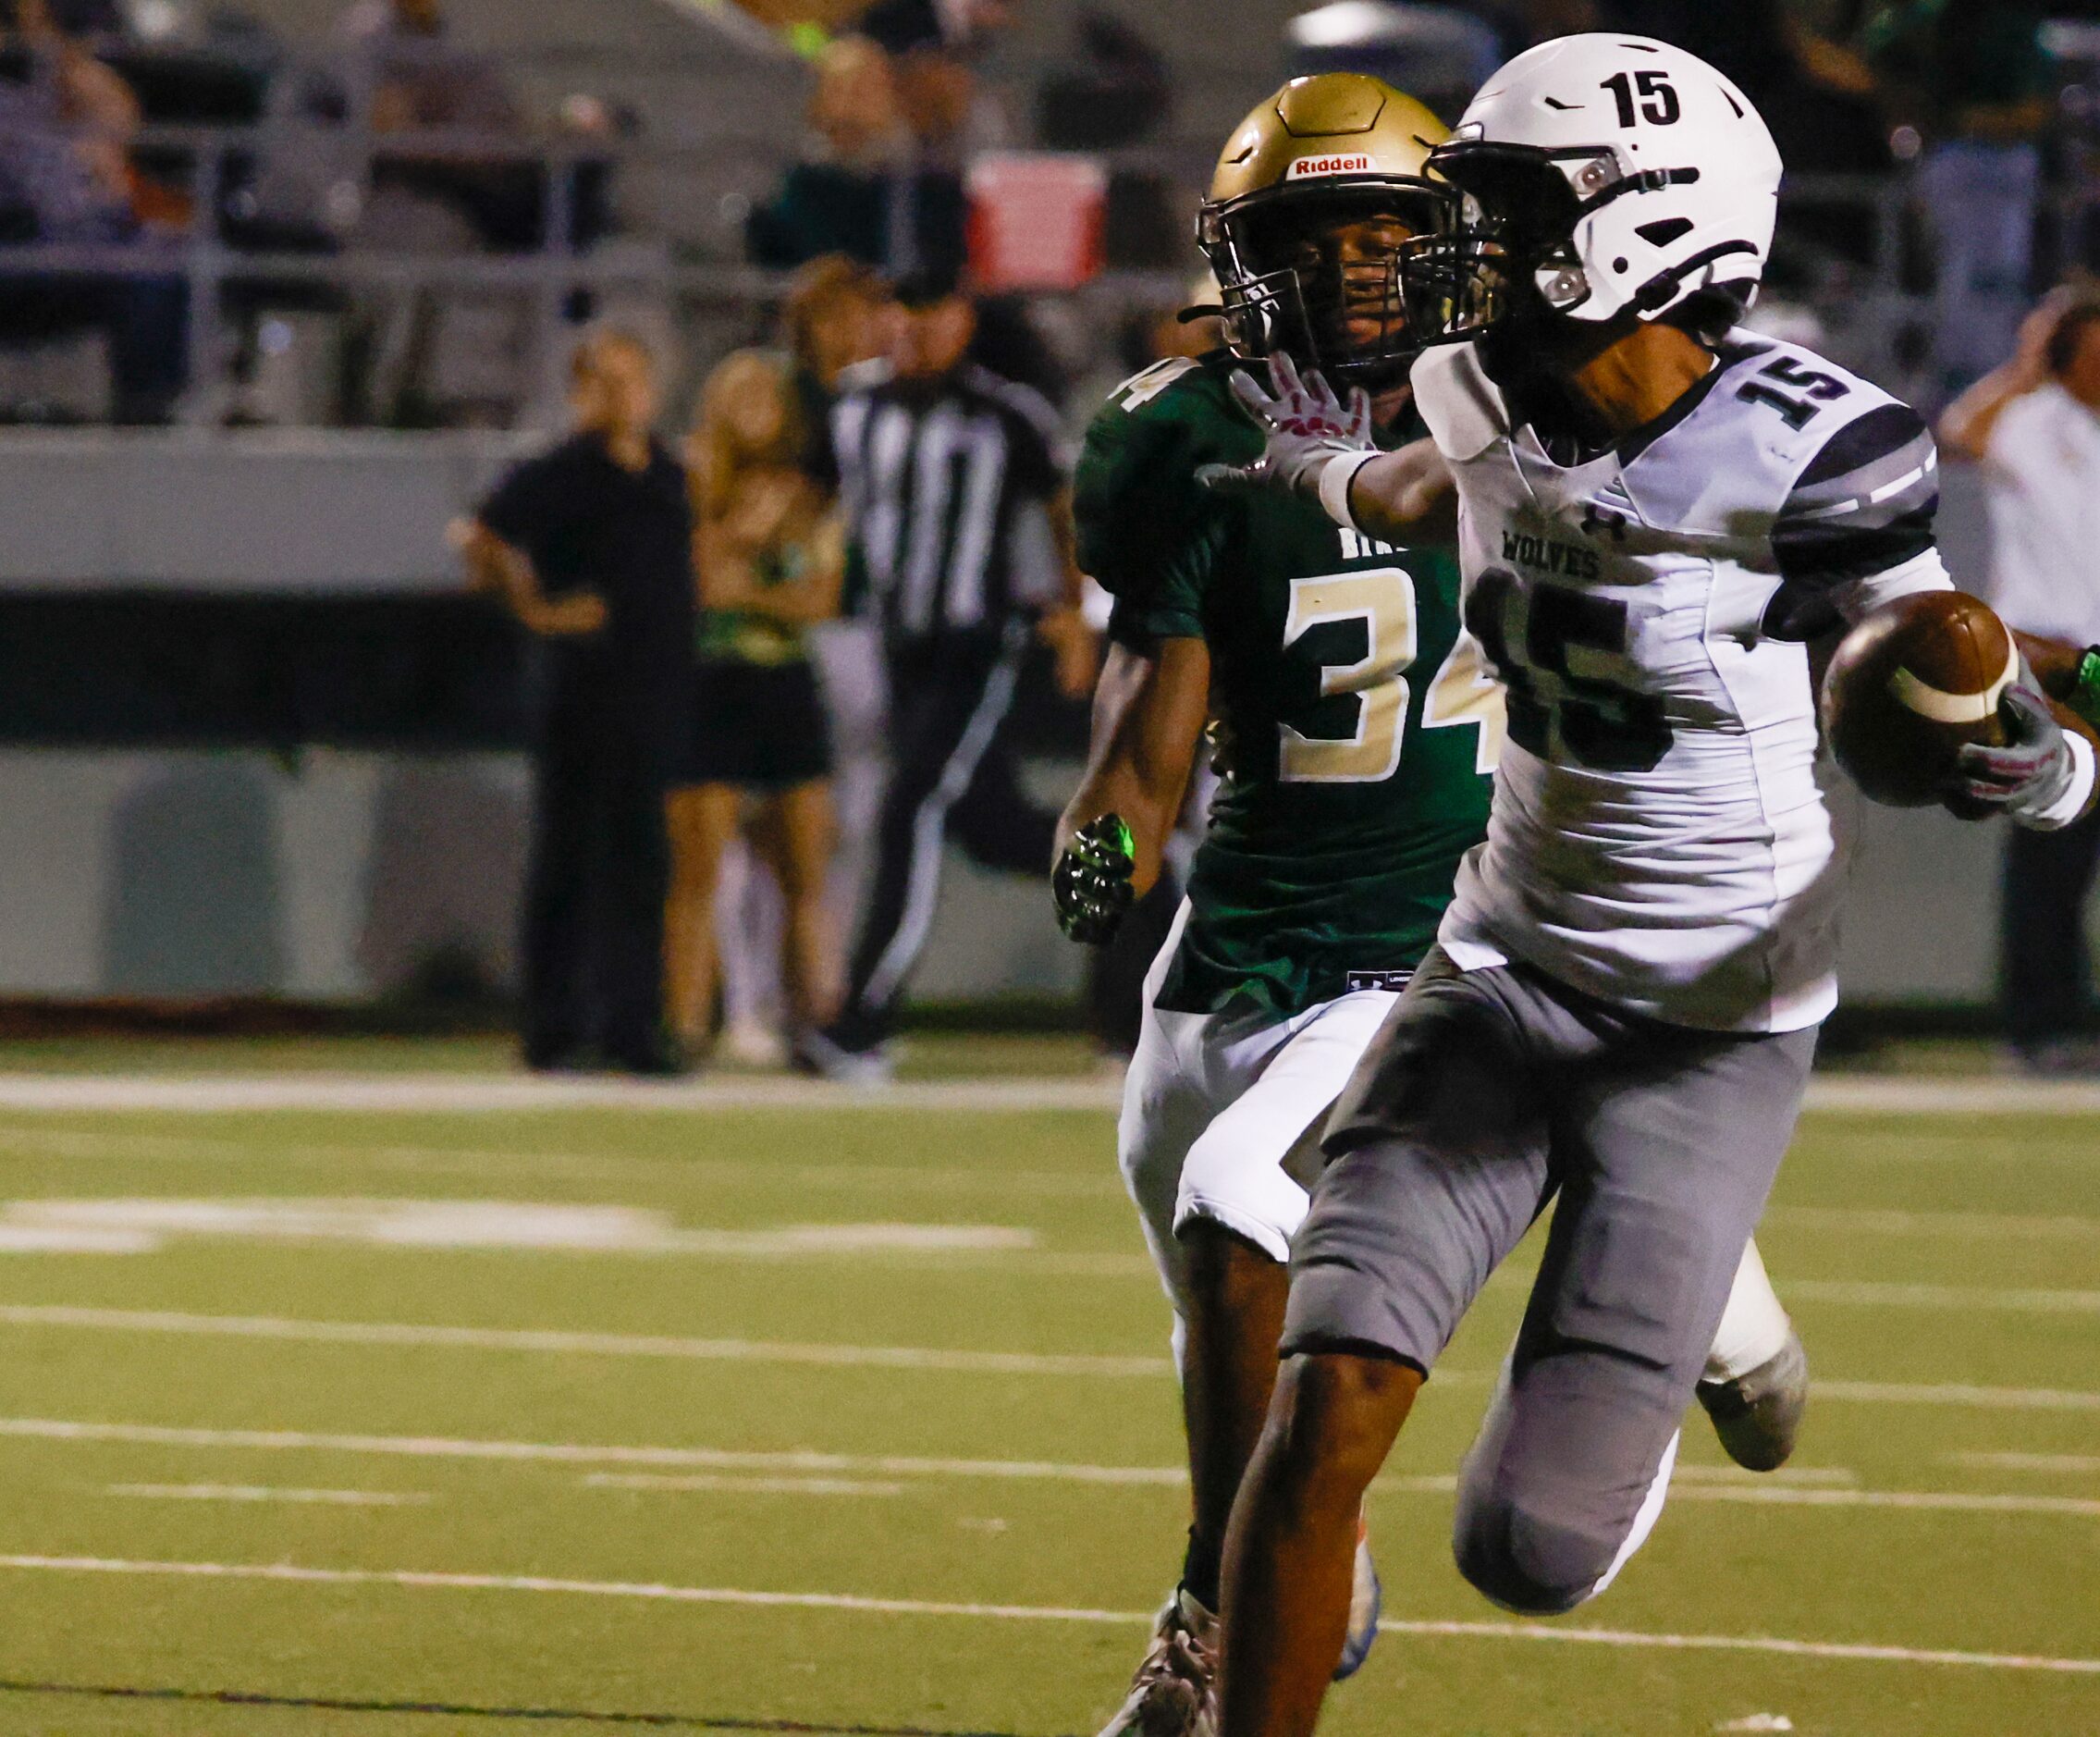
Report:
1074,351,1500,1018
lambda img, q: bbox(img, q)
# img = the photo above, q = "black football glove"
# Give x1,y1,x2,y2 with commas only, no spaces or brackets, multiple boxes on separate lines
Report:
1946,684,2078,825
1053,813,1136,945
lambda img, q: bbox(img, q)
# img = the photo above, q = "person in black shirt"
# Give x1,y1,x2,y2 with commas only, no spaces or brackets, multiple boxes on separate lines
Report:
456,329,694,1074
804,277,1094,1078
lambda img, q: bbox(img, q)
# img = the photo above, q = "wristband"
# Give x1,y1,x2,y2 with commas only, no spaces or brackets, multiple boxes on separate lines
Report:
2069,647,2100,731
1316,449,1380,534
2024,728,2097,832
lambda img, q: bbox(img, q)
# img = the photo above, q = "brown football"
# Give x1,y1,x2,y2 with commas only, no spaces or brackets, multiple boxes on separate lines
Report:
1821,590,2016,807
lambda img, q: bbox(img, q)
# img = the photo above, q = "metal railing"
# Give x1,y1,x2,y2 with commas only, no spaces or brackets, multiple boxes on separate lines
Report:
0,116,1211,425
2,107,2087,427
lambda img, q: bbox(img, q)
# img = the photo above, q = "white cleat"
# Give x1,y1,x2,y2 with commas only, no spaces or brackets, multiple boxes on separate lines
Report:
1096,1588,1218,1737
1701,1244,1808,1472
1697,1328,1810,1472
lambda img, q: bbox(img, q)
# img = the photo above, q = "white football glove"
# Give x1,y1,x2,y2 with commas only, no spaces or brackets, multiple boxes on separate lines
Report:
1200,354,1375,510
1948,683,2094,830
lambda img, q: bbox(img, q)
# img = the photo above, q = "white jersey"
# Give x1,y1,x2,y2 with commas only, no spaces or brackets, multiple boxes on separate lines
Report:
1413,333,1953,1032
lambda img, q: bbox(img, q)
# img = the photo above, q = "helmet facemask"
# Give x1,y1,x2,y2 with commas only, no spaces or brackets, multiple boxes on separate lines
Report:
1399,138,1711,345
1202,184,1448,389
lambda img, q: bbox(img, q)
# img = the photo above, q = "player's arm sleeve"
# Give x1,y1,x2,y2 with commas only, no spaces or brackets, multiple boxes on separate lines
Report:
473,450,559,561
1764,403,1954,636
1073,397,1215,648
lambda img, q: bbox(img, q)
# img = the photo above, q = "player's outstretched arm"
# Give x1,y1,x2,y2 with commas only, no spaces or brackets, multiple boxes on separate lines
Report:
1051,635,1210,943
1336,440,1457,545
1206,355,1456,545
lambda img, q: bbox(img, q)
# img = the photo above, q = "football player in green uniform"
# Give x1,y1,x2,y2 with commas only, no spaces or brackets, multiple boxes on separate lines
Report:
1052,73,1806,1736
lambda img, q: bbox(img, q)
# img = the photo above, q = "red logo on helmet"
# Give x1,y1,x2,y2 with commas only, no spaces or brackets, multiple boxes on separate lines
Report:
1285,154,1374,179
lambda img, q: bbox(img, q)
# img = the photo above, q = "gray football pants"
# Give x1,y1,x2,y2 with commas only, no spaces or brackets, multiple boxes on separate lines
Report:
1282,946,1817,1616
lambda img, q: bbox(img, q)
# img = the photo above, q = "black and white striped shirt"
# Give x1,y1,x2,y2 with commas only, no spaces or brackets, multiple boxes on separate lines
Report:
832,362,1067,641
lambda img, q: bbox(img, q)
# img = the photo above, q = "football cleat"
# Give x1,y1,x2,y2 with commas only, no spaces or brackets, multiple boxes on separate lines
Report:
1096,1588,1218,1737
1332,1517,1382,1682
790,1028,894,1086
1696,1329,1809,1472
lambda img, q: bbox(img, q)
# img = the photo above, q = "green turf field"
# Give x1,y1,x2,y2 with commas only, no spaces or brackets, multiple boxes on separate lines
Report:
0,1055,2091,1734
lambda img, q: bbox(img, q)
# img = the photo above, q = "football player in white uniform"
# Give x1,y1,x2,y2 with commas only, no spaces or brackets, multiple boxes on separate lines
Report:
1202,35,2100,1737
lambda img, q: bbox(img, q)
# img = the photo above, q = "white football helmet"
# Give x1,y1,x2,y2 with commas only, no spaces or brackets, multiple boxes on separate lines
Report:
1400,34,1782,341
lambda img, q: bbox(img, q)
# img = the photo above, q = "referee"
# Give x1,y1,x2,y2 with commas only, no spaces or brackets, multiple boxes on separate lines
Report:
804,274,1094,1078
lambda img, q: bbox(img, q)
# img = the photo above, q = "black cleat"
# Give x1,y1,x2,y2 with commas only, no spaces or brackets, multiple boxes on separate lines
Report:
1696,1330,1809,1472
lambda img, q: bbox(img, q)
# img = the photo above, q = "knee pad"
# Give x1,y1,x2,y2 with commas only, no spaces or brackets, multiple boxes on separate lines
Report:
1452,1490,1616,1618
1173,1122,1308,1267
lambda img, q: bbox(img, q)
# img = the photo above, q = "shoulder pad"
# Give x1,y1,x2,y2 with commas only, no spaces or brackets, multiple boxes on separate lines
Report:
1075,356,1244,597
1410,343,1507,462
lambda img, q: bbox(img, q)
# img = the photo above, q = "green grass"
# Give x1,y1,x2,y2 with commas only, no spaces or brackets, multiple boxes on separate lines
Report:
0,1061,2089,1733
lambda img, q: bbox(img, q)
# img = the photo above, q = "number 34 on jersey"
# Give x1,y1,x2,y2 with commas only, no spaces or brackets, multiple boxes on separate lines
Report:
1279,528,1507,784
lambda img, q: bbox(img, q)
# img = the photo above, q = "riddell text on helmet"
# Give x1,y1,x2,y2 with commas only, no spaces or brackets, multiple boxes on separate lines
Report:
1286,154,1374,179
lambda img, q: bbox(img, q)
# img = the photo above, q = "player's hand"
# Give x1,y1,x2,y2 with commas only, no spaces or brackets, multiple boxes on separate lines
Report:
1053,813,1136,945
2011,288,2082,390
1199,353,1372,498
1946,684,2078,823
526,591,608,636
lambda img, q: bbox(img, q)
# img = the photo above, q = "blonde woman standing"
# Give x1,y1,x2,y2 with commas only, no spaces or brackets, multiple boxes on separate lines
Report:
667,265,873,1056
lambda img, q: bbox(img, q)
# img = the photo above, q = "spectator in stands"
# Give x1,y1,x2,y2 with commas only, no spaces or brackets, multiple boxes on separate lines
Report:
1862,0,2052,391
332,0,549,422
802,273,1095,1080
665,258,880,1060
0,0,188,421
455,329,693,1075
744,34,965,285
0,0,122,34
1939,289,2100,1072
338,0,520,141
1606,2,1887,172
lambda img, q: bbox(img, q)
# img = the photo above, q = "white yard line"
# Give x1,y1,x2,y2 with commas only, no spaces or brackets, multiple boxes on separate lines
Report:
583,1472,907,1497
5,1416,2079,1517
103,1484,431,1507
1802,1078,2100,1116
0,1071,2094,1116
2,1123,2094,1242
1815,1380,2100,1411
0,1125,1126,1198
1762,1205,2100,1240
0,1076,1126,1115
2,1310,2096,1410
0,1305,1180,1378
0,1554,2091,1676
1781,1280,2100,1315
0,1126,1126,1202
0,1418,1197,1483
1951,1452,2100,1475
1657,1485,2100,1519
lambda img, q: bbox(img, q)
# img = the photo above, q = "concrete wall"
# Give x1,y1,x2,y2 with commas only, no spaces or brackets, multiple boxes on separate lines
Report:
0,741,1086,1005
0,430,528,591
0,741,2034,1009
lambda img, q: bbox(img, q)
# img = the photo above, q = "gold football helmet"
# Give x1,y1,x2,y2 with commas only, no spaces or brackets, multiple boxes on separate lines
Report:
1198,73,1450,387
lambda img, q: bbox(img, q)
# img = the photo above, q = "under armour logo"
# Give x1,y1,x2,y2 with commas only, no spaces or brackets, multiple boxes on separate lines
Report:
1581,503,1630,543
